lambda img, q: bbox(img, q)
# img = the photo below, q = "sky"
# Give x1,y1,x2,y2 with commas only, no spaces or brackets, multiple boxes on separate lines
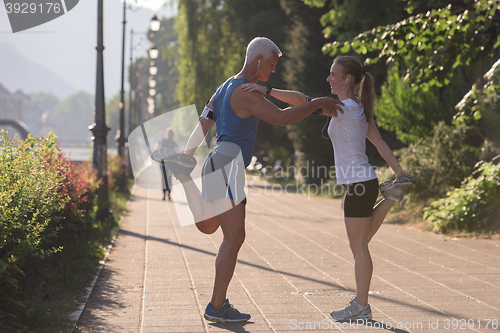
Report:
127,0,174,12
0,0,176,100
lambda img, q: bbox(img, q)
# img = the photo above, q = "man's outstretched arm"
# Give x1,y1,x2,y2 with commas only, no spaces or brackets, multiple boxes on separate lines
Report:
185,100,215,156
232,86,344,126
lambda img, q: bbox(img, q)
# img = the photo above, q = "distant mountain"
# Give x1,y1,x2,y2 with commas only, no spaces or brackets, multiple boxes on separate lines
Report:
0,0,175,100
0,44,76,99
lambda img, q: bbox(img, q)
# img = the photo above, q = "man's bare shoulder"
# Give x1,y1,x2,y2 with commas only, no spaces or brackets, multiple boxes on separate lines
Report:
230,84,264,118
232,83,262,103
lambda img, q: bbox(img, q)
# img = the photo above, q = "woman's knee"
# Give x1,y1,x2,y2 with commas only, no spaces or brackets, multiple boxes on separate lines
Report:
348,238,368,255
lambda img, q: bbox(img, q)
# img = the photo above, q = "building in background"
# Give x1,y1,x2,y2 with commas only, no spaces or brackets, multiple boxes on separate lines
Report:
0,82,46,138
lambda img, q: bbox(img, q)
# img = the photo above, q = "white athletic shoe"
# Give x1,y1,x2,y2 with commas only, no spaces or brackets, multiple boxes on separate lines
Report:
379,175,415,203
330,298,372,321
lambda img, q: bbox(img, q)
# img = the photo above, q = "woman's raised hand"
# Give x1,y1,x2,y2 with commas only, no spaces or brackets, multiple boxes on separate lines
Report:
241,83,266,94
313,97,344,118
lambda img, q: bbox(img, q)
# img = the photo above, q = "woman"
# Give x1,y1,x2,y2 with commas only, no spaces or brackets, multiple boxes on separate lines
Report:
156,127,178,200
241,56,415,321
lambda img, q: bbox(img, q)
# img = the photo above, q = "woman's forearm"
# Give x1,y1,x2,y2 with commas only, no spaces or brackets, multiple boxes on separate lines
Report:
269,88,307,106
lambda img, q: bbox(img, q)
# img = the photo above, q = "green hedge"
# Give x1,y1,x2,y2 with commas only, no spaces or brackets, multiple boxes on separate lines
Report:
424,155,500,233
394,122,486,203
0,132,127,331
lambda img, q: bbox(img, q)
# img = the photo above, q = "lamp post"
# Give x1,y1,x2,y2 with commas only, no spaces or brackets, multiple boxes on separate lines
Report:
118,9,160,153
90,0,111,219
116,0,127,158
119,8,160,180
128,23,160,134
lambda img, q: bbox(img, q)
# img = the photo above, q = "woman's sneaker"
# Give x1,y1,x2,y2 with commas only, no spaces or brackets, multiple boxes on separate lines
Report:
379,175,416,202
330,298,372,321
204,299,251,323
151,149,196,175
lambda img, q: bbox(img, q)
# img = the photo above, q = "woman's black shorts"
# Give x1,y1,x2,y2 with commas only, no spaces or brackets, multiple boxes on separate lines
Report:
343,178,379,218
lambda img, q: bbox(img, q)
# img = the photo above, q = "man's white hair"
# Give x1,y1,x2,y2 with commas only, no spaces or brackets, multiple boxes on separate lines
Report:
246,37,282,63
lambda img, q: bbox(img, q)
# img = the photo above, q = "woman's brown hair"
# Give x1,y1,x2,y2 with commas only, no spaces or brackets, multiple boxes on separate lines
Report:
334,56,375,122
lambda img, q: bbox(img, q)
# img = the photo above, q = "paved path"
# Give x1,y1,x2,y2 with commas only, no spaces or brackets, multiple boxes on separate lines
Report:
75,179,500,332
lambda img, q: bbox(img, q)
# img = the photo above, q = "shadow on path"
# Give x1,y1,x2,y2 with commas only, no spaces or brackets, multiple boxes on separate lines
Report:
119,228,463,319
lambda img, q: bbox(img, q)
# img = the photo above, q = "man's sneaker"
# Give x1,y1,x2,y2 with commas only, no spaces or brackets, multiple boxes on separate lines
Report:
379,175,415,202
151,149,197,175
151,147,176,162
204,299,251,323
330,298,372,321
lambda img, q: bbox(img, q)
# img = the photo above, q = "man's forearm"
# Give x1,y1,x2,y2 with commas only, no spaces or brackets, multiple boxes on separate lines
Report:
185,123,205,155
185,118,214,155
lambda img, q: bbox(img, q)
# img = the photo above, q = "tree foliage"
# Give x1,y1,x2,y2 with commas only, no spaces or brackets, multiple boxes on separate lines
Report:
174,0,295,163
424,155,500,232
52,91,94,143
304,0,500,143
322,0,500,93
454,58,500,142
128,17,180,132
175,0,244,113
280,0,337,178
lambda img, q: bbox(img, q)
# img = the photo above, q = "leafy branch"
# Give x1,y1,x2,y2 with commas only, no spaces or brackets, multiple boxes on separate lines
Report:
321,0,500,92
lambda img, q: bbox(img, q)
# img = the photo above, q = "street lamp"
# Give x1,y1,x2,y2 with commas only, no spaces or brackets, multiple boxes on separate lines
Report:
149,44,159,59
129,38,161,133
150,14,160,32
149,61,158,75
148,77,156,88
90,0,111,219
116,0,127,158
113,1,162,185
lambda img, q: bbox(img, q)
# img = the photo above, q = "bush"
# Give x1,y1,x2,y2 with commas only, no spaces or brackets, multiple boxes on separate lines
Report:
0,132,101,330
394,121,483,203
424,155,500,232
0,134,67,291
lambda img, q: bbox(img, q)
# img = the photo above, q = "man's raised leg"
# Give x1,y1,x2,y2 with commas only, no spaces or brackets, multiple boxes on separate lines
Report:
175,173,219,234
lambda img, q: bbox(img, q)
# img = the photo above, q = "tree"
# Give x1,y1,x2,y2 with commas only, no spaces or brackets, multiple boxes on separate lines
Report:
300,0,500,145
321,0,500,89
278,0,338,182
52,92,94,144
175,0,296,164
30,92,60,115
150,17,180,116
175,0,244,113
225,0,293,165
126,17,181,134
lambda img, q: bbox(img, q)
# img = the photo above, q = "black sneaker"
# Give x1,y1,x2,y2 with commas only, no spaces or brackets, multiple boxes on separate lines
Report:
204,299,251,323
151,149,196,175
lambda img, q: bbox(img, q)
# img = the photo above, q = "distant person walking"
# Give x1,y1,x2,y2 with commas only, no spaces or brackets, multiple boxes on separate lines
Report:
155,127,178,201
241,55,415,321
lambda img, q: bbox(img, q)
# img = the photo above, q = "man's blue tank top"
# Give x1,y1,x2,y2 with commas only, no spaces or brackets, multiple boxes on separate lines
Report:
212,77,260,167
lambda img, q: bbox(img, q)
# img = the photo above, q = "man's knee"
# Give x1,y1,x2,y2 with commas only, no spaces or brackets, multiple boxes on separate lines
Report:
196,218,220,234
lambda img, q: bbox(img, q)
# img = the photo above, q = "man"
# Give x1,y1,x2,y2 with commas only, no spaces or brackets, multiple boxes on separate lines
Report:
158,37,343,323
